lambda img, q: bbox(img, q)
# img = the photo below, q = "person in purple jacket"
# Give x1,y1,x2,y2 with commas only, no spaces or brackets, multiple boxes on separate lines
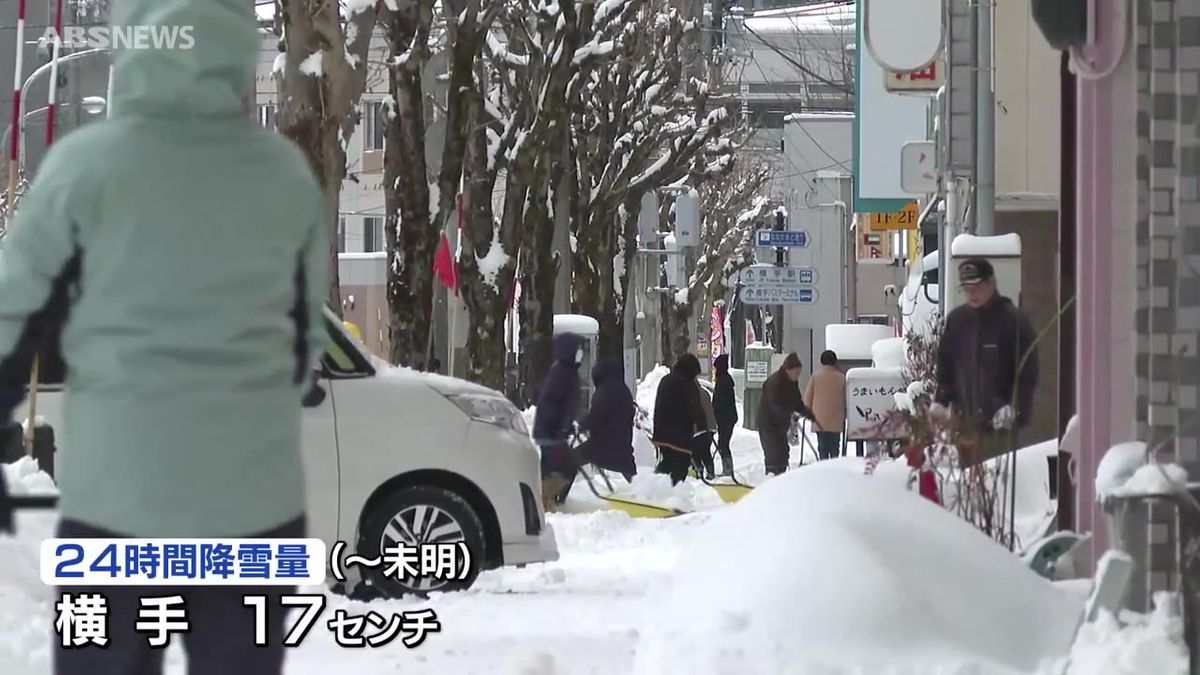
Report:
578,357,637,482
532,333,584,511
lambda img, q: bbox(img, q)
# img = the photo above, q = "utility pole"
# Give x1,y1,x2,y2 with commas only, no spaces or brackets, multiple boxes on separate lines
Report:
974,0,995,235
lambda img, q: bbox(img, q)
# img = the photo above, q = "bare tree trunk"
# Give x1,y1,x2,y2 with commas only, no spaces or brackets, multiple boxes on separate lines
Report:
459,76,510,389
275,0,377,315
380,0,434,366
518,148,556,405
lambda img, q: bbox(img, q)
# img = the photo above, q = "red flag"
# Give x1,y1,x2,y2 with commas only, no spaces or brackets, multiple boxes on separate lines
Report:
433,233,458,296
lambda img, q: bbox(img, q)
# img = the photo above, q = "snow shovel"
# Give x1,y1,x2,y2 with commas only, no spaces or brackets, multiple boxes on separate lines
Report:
567,434,686,519
674,431,754,504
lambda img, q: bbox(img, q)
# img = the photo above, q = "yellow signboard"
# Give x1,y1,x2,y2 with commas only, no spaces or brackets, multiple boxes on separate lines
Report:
868,201,919,231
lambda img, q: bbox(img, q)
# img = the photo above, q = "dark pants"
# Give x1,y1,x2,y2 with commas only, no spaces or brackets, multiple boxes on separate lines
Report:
715,422,735,472
654,445,691,485
691,432,715,478
54,515,306,675
816,431,842,460
759,424,790,475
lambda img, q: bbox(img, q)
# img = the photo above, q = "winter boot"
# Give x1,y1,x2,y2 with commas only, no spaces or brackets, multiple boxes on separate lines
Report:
542,473,569,512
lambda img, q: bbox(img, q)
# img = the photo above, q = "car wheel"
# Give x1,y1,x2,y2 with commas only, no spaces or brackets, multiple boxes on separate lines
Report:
356,485,486,598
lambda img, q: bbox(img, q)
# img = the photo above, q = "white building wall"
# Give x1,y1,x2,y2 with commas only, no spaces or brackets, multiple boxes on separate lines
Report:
993,1,1061,198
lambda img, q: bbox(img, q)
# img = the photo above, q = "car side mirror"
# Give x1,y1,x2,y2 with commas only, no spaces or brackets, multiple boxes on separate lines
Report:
302,381,327,408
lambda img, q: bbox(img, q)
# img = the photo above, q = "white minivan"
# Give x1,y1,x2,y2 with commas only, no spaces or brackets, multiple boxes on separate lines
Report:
13,309,559,597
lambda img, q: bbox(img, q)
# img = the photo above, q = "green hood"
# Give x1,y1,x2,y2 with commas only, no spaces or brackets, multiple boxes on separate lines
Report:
109,0,259,118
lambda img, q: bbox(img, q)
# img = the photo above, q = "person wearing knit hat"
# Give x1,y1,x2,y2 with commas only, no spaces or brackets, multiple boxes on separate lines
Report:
756,352,819,475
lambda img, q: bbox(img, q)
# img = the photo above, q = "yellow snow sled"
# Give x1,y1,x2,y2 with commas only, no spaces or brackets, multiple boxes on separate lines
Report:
567,434,687,518
689,467,754,503
574,463,686,518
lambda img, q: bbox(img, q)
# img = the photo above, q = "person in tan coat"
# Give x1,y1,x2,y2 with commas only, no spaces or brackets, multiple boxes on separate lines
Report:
803,350,847,460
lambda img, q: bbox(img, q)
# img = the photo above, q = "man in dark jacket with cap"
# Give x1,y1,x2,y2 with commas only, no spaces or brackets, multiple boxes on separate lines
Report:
533,333,585,510
652,354,705,485
712,354,739,477
933,258,1038,466
578,357,637,482
757,352,818,475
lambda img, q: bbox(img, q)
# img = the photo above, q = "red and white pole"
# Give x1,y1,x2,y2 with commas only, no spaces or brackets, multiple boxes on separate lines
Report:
45,0,64,147
6,0,27,215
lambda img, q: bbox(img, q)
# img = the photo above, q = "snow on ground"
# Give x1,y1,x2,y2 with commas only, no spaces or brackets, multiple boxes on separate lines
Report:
0,468,1190,672
0,372,1190,674
633,464,1085,675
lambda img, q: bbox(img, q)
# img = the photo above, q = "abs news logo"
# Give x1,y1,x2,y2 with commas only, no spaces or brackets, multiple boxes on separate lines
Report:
35,25,196,51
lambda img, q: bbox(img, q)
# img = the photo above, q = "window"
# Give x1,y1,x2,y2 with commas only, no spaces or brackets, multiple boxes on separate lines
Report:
257,103,275,130
362,217,384,253
337,218,347,253
361,101,386,151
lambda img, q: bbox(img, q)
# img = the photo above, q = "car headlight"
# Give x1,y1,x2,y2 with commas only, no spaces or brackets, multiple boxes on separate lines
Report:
448,394,528,435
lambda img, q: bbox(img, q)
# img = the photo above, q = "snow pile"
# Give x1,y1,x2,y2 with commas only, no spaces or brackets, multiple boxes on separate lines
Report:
1095,442,1146,501
635,365,670,414
552,314,600,336
632,463,1083,674
1050,594,1188,674
825,323,893,361
951,232,1023,257
1093,441,1187,503
894,379,930,414
872,336,906,368
1109,463,1188,500
2,456,57,496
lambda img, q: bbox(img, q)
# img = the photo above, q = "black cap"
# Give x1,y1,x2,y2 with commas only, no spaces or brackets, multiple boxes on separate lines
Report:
958,258,994,285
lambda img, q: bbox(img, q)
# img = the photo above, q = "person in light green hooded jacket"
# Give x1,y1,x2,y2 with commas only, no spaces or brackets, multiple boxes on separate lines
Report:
0,0,327,672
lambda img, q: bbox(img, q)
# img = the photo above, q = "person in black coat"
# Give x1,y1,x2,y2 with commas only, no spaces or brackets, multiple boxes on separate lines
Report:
532,333,585,511
757,352,817,475
652,353,704,485
933,258,1038,466
712,354,739,477
578,357,637,482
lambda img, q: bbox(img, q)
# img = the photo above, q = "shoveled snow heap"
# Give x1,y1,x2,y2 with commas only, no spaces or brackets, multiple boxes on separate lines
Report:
632,462,1083,674
2,456,57,496
825,323,893,361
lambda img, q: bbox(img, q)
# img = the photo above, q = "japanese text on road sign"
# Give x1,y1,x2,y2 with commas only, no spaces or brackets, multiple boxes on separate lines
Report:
738,265,817,286
755,229,810,248
739,286,817,305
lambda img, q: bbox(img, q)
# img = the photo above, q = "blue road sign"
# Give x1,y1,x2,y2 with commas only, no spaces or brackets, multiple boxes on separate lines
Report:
738,286,818,305
755,229,810,248
738,265,818,286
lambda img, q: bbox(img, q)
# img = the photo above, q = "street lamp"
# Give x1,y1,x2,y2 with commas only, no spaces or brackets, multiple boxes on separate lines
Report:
81,95,106,115
16,48,110,176
0,96,107,165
